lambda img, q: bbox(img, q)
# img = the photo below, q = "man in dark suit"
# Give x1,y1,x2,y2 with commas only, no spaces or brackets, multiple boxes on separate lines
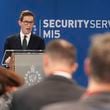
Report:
10,39,85,110
41,33,110,110
4,10,45,63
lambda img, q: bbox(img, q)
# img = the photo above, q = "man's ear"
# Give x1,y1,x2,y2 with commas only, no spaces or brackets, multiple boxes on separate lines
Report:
18,20,21,26
84,58,91,76
72,62,78,73
43,54,49,67
43,54,52,76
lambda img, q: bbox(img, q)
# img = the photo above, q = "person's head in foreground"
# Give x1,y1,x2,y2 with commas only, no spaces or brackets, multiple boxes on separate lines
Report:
0,67,24,95
43,39,78,77
85,32,110,93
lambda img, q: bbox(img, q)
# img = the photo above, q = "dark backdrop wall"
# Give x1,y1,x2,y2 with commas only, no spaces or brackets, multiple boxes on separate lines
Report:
0,0,110,87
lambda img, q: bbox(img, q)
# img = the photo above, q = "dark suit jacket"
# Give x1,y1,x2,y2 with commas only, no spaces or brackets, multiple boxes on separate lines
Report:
4,33,45,50
42,92,110,110
3,33,45,61
11,75,85,110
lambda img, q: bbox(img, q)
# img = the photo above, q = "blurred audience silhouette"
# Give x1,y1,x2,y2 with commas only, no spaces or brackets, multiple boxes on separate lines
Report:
41,32,110,110
0,66,24,110
10,39,85,110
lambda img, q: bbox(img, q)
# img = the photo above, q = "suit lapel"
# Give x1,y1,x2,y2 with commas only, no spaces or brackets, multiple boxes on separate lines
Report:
16,34,22,49
27,34,37,49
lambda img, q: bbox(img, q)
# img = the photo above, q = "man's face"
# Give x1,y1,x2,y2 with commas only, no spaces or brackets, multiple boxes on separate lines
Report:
19,16,34,34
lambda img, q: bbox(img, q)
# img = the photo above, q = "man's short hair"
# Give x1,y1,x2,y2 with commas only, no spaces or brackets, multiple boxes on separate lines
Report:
88,33,110,83
19,10,35,21
45,39,77,65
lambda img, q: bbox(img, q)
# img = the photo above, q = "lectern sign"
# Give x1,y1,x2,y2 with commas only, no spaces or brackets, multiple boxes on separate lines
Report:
24,65,43,86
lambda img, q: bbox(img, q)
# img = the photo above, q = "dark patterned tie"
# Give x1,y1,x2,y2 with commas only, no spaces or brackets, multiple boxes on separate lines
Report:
22,35,27,49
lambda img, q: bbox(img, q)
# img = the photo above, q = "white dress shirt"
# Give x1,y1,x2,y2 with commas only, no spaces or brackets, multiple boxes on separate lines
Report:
20,31,31,46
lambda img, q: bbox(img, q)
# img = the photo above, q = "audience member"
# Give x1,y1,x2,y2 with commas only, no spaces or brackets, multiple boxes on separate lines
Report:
10,39,85,110
41,33,110,110
0,66,24,110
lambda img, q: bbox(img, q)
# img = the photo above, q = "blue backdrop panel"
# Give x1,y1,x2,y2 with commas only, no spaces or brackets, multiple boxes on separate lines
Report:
0,0,110,87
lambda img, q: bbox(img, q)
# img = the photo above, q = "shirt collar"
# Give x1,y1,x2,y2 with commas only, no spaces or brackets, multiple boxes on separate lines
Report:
20,30,31,39
53,71,72,79
20,31,31,45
